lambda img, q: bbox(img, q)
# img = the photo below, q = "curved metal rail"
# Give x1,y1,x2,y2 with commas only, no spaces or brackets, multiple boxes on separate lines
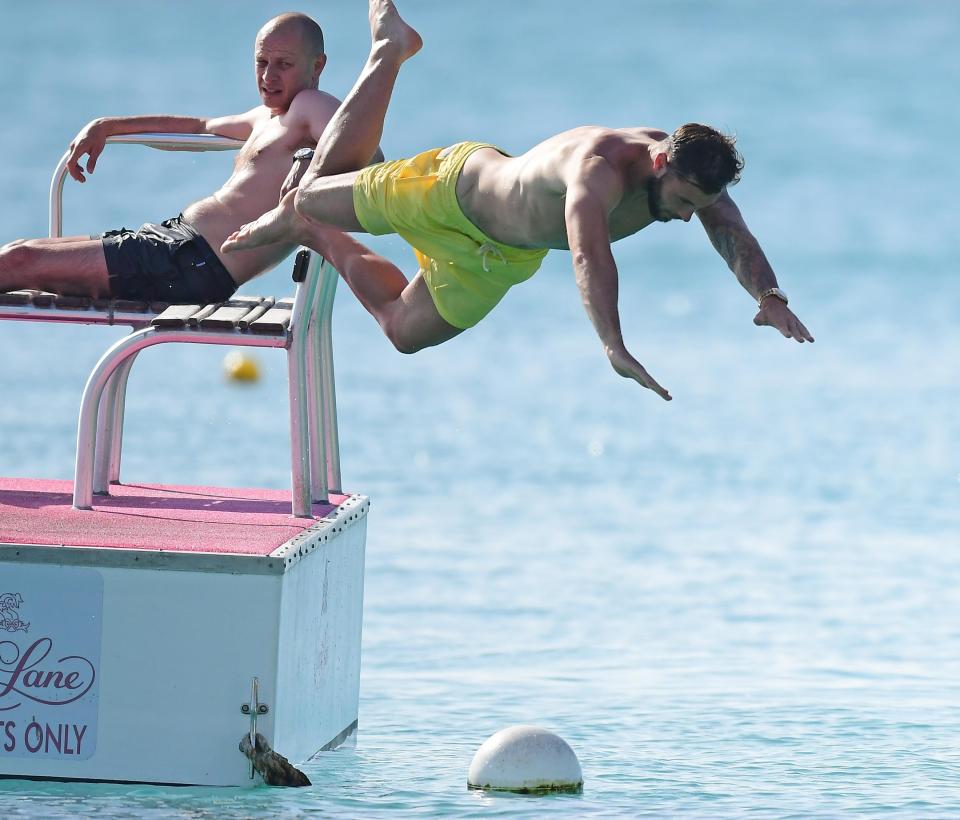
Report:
74,327,287,508
49,133,245,238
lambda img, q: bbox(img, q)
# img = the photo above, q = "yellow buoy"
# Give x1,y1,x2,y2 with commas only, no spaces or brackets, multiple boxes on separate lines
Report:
223,351,261,383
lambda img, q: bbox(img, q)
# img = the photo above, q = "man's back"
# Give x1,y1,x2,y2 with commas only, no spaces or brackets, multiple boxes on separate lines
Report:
455,126,666,251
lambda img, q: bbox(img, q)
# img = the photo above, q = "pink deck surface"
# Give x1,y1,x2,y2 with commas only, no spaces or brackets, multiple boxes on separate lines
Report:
0,477,348,556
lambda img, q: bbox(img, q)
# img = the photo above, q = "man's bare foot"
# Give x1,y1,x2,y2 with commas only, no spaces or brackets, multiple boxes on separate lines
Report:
369,0,422,62
222,194,301,253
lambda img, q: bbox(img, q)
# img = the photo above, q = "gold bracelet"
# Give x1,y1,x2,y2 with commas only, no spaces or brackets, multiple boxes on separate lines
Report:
757,287,788,307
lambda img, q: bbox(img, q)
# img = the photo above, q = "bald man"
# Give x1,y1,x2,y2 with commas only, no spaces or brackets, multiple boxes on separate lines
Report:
0,13,379,303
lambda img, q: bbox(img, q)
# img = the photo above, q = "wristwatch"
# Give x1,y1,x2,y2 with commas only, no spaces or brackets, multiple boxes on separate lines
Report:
293,148,314,162
757,287,788,307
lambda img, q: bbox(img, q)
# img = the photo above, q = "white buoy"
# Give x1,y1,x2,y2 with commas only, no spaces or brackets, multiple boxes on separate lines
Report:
467,725,583,794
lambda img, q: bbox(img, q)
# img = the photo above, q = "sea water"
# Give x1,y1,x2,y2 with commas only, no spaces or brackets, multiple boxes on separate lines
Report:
1,0,958,816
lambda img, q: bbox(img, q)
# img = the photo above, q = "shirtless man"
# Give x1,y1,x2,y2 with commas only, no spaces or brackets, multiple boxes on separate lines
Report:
225,0,814,402
0,13,376,304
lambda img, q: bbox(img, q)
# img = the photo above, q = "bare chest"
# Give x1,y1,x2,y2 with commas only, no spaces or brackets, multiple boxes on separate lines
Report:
233,117,303,176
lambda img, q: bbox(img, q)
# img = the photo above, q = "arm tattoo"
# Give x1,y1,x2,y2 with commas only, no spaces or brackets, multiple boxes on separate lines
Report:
704,220,776,300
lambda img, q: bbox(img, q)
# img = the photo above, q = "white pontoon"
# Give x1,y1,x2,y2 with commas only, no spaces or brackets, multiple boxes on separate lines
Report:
0,135,367,786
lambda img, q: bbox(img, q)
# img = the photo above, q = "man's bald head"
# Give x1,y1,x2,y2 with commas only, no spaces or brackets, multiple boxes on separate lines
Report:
254,13,327,112
258,13,325,58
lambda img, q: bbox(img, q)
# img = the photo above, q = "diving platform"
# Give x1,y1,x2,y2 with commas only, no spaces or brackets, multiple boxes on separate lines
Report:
0,135,368,786
0,480,368,786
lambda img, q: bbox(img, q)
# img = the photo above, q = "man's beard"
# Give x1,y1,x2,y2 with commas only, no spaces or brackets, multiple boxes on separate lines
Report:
645,177,672,223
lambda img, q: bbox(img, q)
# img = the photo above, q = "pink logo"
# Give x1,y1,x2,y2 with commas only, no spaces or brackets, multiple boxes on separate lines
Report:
0,595,96,712
0,638,96,711
0,593,29,634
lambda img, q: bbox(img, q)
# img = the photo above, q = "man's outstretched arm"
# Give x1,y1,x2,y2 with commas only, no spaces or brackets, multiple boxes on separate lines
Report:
697,191,814,342
565,158,672,400
65,110,260,183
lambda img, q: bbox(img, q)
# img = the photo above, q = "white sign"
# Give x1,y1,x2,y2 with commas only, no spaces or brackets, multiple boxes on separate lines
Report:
0,565,103,761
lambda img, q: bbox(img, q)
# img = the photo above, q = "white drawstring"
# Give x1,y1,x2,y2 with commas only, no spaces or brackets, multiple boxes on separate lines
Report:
476,242,506,273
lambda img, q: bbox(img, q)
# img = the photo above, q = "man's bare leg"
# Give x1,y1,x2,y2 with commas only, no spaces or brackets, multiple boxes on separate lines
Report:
301,0,421,186
0,237,111,297
222,179,361,253
222,0,454,351
223,0,421,248
225,198,459,353
299,220,462,353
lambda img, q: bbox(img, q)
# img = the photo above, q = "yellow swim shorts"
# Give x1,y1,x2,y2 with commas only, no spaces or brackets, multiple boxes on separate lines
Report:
352,141,549,329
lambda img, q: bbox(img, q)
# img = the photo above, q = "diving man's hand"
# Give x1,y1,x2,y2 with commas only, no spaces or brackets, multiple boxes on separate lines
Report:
607,346,672,401
66,120,108,183
753,298,815,343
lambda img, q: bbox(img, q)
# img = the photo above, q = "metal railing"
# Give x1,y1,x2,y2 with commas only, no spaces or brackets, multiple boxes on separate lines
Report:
46,133,342,517
49,133,244,237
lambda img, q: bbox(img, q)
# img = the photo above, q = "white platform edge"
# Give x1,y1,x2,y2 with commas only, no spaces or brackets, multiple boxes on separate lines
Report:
0,493,370,576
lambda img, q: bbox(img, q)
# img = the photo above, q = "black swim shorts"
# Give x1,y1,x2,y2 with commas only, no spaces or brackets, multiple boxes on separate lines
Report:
97,214,238,304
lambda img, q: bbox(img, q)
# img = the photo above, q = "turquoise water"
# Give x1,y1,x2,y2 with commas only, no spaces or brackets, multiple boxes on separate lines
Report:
2,0,960,815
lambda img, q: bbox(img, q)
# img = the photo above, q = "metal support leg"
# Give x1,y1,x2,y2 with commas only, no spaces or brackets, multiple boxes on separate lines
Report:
317,267,342,494
93,355,135,494
305,322,329,504
76,328,155,509
74,328,285,510
93,370,119,495
287,339,313,517
108,358,135,483
288,256,326,517
303,253,327,504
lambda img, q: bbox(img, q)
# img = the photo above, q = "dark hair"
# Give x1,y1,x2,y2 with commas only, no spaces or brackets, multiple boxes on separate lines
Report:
669,123,743,194
266,13,325,57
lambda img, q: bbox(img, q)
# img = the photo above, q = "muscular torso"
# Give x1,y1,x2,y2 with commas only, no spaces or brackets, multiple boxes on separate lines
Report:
184,92,335,285
455,126,666,249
